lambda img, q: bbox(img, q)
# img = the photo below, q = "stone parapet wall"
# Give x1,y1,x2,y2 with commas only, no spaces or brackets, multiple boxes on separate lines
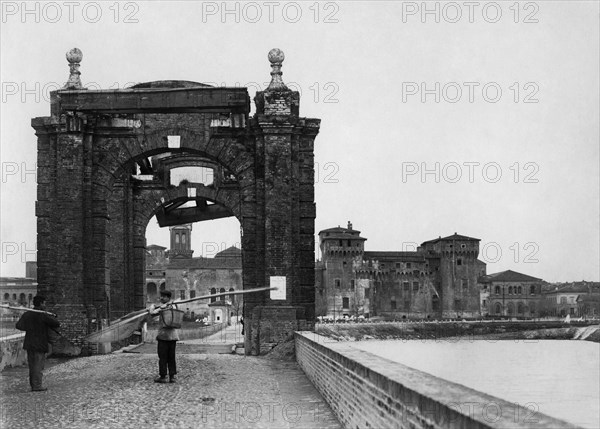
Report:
295,332,577,429
0,333,26,371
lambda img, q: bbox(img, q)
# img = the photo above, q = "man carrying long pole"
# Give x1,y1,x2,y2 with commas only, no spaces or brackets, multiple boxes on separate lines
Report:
149,290,179,384
15,295,60,392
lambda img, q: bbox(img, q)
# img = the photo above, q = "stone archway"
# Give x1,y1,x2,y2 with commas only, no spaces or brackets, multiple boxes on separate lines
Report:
32,48,320,354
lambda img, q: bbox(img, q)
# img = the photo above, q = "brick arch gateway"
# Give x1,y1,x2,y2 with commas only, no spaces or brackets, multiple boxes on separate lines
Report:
32,49,320,355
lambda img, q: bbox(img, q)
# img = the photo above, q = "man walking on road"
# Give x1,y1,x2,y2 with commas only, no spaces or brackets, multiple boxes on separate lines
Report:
15,295,60,392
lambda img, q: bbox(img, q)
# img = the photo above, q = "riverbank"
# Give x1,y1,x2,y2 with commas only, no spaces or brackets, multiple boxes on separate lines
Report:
315,321,600,342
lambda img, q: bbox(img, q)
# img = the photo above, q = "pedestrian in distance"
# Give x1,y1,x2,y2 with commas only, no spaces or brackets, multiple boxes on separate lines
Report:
15,295,60,392
149,290,180,383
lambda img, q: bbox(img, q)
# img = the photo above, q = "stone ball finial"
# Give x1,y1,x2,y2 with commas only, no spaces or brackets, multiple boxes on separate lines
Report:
268,48,285,64
66,48,83,64
266,48,288,91
63,48,85,90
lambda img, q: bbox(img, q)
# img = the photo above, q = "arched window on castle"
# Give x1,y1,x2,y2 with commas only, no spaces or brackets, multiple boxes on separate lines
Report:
210,288,216,303
495,286,500,295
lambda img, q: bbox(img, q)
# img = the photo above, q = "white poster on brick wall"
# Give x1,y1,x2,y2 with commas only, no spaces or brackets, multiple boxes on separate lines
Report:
270,276,286,300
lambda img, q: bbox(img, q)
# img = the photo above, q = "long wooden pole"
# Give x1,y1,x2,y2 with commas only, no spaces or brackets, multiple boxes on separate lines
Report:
172,286,276,305
0,304,57,317
81,286,277,343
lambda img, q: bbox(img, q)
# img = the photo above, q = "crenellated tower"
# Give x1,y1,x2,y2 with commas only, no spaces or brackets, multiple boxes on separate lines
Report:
317,221,367,317
419,233,486,317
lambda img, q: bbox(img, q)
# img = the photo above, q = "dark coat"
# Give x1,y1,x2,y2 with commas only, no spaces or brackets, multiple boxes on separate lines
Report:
16,310,60,352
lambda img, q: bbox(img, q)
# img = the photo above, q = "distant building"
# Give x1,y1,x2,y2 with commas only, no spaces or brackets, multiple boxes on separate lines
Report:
145,225,242,324
1,261,37,308
25,261,37,280
1,263,37,308
315,222,487,319
577,294,600,318
541,282,600,318
478,270,544,317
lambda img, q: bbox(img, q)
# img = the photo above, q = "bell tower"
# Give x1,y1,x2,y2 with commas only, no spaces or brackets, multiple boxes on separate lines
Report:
169,224,193,258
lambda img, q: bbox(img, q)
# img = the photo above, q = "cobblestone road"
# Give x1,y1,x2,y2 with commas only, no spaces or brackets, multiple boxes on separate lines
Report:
1,352,341,429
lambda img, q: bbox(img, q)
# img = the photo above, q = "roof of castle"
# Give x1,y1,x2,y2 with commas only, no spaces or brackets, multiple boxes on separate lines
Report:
421,233,480,245
318,226,367,240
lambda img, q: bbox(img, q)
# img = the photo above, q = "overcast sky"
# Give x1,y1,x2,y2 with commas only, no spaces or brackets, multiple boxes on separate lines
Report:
1,1,598,282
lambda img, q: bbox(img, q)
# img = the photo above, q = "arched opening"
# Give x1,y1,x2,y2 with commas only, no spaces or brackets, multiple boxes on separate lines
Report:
507,302,515,316
517,302,524,316
494,302,502,315
170,166,214,187
145,211,241,321
147,283,157,303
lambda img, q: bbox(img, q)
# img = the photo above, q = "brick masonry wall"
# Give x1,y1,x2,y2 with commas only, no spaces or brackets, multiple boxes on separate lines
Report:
295,332,577,429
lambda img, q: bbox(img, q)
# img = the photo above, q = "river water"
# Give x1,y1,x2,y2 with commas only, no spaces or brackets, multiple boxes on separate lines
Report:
350,340,599,428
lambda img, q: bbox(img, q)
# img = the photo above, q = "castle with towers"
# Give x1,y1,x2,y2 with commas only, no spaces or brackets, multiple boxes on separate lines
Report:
315,222,488,319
